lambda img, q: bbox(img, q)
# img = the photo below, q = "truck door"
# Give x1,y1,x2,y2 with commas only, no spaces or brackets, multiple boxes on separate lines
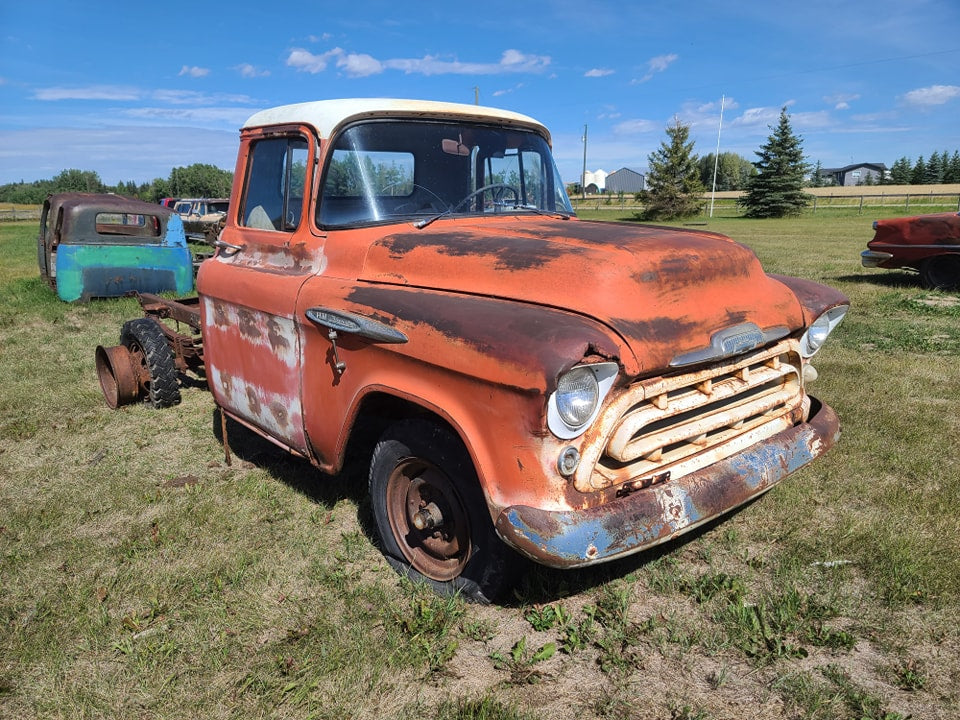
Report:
197,130,318,456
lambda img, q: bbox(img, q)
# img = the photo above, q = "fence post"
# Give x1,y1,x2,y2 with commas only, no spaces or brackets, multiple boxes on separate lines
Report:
905,195,910,212
812,196,817,214
858,195,864,215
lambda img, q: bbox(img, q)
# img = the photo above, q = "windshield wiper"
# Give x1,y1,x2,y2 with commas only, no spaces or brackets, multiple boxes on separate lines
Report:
415,183,570,229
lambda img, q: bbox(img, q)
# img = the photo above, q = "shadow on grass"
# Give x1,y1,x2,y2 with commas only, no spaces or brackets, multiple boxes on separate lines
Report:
833,270,922,289
211,408,369,512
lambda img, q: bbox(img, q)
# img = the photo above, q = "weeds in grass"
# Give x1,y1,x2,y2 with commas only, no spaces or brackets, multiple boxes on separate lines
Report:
490,636,556,684
392,585,465,672
524,603,570,631
890,658,927,691
432,695,541,720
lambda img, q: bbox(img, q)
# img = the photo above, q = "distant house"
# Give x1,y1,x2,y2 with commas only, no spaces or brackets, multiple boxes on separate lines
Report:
606,167,646,194
818,163,888,186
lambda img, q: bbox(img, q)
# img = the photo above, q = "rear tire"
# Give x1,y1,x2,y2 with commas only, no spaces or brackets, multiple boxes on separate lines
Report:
920,255,960,291
119,318,181,408
368,418,516,603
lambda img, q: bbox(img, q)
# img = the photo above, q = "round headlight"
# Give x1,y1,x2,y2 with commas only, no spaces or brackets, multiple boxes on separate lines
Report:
556,366,599,427
800,305,848,358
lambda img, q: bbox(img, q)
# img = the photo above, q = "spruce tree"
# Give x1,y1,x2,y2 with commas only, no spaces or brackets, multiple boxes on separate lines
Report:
890,157,912,185
739,108,809,218
911,156,926,185
642,118,704,220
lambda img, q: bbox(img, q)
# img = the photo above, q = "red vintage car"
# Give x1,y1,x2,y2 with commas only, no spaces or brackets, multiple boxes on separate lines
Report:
861,211,960,290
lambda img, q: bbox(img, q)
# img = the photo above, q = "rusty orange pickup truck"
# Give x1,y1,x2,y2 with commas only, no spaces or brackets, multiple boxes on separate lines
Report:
97,99,848,601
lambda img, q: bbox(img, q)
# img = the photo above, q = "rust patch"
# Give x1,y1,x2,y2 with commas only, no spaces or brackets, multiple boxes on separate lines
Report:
213,301,229,328
379,231,573,271
265,316,290,352
246,386,262,416
237,308,261,342
270,400,289,427
345,284,621,381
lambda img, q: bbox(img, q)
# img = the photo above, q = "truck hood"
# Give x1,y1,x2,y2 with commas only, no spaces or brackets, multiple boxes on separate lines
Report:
359,217,805,374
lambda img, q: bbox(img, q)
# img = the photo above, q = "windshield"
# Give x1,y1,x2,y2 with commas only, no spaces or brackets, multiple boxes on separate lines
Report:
317,119,573,228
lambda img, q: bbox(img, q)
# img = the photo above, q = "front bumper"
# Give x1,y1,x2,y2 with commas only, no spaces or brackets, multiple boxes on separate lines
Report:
495,398,840,569
861,249,893,268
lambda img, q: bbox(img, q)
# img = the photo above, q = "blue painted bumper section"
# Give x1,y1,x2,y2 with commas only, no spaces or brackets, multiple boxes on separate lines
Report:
495,400,840,568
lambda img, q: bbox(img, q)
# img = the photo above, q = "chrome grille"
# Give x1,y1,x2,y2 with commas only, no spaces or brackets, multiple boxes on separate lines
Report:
579,340,806,492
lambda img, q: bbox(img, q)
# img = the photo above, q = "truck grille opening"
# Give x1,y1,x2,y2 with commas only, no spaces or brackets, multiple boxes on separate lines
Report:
581,340,805,492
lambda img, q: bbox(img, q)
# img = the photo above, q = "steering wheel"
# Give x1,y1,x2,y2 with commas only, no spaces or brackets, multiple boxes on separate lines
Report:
451,183,520,213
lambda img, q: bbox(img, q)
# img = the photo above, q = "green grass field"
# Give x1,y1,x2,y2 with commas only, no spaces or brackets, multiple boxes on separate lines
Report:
2,214,958,719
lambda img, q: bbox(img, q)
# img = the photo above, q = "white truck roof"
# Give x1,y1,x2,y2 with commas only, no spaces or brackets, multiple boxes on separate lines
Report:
242,98,551,144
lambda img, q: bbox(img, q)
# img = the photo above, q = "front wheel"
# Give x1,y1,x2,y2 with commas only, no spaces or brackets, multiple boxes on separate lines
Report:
368,419,516,602
920,255,960,291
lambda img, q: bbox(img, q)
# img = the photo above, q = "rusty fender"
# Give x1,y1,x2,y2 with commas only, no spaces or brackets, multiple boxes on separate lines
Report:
495,398,840,568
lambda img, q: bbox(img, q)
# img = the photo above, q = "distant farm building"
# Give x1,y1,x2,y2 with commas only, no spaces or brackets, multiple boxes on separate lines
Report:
582,169,607,194
606,168,646,194
818,163,888,186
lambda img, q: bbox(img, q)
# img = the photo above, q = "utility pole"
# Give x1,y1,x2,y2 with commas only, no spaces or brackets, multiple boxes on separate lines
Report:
581,124,588,200
474,86,479,105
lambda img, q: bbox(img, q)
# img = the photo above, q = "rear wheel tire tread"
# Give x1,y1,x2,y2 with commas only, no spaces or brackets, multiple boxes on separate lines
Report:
120,318,181,408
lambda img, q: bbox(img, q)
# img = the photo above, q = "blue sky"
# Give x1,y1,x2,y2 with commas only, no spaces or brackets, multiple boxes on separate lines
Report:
1,0,959,187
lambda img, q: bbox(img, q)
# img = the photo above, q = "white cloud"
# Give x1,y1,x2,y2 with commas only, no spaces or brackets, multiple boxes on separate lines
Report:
585,68,614,78
336,52,384,77
121,106,254,126
286,47,550,78
236,63,270,78
178,66,210,78
633,53,678,83
613,118,657,135
32,85,141,101
730,106,783,128
824,93,860,110
902,84,960,106
286,47,342,73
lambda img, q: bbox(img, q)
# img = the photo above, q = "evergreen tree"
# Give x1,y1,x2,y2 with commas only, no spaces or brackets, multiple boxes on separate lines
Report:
890,157,912,185
739,108,809,218
925,151,943,184
810,160,824,188
945,151,960,184
641,118,704,220
911,156,926,185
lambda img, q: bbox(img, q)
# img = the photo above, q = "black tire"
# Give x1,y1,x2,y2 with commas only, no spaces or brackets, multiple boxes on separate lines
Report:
920,255,960,291
119,318,181,408
368,418,516,603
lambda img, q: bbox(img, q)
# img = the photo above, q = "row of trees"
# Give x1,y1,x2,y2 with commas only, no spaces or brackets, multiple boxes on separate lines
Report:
0,164,233,205
887,151,960,185
643,108,807,219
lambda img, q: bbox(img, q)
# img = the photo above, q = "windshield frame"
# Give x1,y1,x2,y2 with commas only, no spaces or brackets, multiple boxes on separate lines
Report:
316,118,574,229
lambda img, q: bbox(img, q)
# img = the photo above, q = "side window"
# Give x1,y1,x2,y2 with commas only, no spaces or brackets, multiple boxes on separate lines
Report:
240,136,309,231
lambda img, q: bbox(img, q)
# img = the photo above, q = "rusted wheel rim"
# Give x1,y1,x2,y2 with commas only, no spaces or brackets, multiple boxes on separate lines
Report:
95,344,140,408
385,458,471,581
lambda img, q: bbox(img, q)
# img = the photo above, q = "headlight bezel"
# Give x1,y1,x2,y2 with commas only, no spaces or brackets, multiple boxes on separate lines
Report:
547,362,619,439
799,304,848,358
